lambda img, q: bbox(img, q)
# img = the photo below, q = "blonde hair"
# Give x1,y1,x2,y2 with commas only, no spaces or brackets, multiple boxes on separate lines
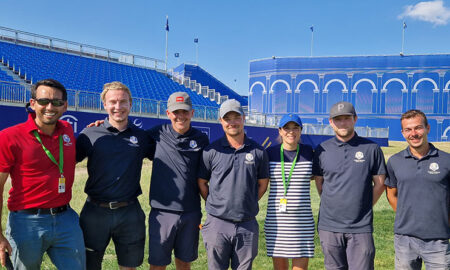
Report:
101,81,132,104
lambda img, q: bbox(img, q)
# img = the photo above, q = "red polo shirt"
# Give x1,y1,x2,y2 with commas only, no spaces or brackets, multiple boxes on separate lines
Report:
0,113,76,211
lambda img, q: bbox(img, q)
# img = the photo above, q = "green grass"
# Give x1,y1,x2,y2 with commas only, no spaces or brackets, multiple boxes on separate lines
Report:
2,141,450,269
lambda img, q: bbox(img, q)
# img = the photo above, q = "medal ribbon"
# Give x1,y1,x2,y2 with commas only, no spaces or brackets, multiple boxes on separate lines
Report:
280,144,299,198
33,131,64,175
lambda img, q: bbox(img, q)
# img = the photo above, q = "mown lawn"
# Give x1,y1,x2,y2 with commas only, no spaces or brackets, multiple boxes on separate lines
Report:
2,141,449,269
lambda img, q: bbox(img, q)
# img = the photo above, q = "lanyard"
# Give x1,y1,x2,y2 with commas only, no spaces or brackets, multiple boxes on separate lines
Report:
280,144,299,198
33,131,64,176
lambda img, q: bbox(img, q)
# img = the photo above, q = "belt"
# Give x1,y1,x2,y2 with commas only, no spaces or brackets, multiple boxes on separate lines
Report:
87,197,136,210
210,214,255,224
14,204,69,215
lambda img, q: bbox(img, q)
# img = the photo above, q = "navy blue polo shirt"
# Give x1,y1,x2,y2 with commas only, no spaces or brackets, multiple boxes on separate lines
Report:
198,136,270,222
385,144,450,240
312,133,386,233
148,124,209,212
76,118,153,202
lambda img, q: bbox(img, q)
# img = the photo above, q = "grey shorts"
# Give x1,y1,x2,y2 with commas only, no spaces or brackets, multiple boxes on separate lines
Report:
201,214,259,270
394,234,450,270
318,230,375,270
148,208,202,266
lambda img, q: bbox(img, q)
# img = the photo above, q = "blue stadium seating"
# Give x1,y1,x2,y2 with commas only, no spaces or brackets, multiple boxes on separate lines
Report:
174,64,247,105
0,68,14,82
0,41,219,107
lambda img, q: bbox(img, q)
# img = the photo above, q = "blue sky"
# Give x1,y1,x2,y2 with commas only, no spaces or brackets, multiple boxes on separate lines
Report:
1,0,449,95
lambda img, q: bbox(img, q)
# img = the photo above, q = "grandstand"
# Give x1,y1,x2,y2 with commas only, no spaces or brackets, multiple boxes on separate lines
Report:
0,40,218,107
0,26,388,146
249,55,450,141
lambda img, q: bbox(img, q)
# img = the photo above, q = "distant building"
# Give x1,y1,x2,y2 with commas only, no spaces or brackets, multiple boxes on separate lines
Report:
249,55,450,141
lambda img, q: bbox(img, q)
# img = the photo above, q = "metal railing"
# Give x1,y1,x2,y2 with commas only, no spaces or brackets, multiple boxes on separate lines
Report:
0,81,388,137
246,112,389,138
0,81,220,121
0,26,166,71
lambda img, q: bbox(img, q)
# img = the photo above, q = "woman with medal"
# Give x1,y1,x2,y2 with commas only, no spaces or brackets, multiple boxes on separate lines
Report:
264,114,315,270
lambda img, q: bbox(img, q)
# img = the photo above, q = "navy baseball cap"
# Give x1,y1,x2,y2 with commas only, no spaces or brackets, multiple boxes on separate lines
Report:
329,101,356,118
279,114,303,128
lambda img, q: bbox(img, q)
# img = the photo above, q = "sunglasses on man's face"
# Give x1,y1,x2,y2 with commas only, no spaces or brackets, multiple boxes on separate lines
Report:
34,98,66,107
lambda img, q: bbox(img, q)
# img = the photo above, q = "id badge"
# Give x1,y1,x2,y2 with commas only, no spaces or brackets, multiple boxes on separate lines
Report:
58,176,66,193
278,197,287,212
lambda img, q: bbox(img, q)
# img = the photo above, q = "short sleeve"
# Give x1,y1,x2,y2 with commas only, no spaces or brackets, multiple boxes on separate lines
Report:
0,131,14,172
384,158,398,188
75,132,90,162
371,146,387,176
312,145,324,176
197,147,212,181
257,149,270,179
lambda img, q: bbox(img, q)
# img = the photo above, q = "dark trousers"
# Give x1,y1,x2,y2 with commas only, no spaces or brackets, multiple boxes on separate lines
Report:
319,230,375,270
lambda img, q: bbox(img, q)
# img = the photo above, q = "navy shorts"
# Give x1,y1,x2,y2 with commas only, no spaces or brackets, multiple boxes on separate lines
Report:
394,234,450,270
79,200,146,269
201,214,259,270
148,209,202,266
318,230,375,270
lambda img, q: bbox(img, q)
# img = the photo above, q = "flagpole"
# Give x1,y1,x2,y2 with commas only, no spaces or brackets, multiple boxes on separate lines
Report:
401,21,406,55
165,15,169,72
310,25,314,57
194,38,199,65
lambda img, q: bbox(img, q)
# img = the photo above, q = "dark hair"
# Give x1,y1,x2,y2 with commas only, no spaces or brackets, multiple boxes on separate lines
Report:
401,109,428,127
31,79,67,101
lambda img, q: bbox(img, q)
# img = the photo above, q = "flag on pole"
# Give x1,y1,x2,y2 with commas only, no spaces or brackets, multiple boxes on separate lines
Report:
194,38,198,43
166,16,169,31
310,25,314,32
403,21,407,29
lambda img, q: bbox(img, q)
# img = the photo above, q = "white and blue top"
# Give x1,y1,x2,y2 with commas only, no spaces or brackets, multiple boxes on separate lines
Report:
264,143,315,258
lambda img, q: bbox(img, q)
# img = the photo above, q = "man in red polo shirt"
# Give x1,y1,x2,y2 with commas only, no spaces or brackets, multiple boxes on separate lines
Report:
0,79,85,269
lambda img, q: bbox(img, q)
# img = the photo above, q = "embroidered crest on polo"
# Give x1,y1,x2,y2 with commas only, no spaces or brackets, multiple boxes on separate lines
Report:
428,162,440,174
354,151,365,162
63,134,70,143
246,153,254,162
62,134,72,146
130,136,138,144
189,140,197,148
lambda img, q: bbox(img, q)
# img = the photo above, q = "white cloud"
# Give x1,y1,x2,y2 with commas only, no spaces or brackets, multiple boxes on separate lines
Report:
399,0,450,26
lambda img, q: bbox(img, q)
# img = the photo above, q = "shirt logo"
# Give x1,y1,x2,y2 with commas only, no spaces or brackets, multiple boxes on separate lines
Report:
62,134,72,146
127,136,139,147
189,140,197,148
245,153,255,165
354,151,365,163
428,162,440,174
130,136,138,144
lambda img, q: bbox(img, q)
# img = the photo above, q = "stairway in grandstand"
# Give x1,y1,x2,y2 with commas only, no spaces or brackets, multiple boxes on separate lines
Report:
0,59,18,83
0,39,218,108
173,63,247,106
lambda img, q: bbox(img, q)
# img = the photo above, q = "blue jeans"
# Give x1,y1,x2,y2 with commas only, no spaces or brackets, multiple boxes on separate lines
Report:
6,207,86,270
394,234,450,270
